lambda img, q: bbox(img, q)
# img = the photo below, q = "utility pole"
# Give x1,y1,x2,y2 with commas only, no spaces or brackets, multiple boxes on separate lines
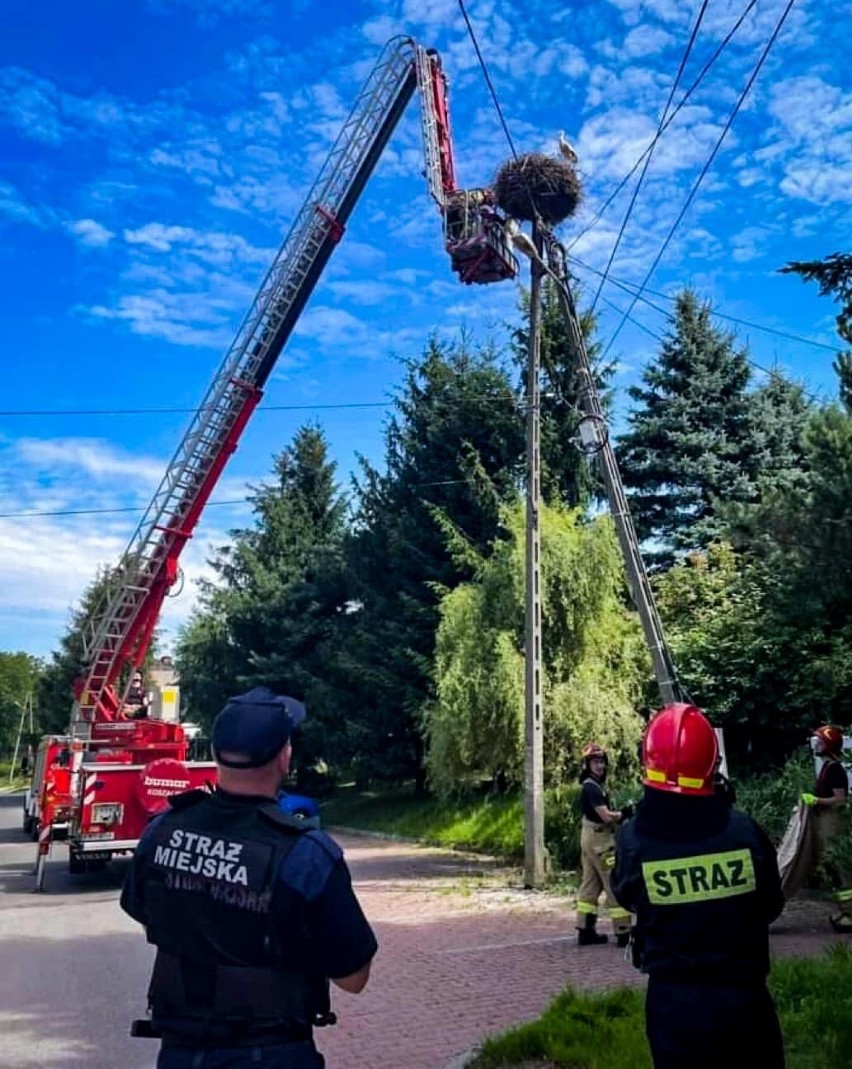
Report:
9,691,34,784
542,235,679,706
524,218,547,889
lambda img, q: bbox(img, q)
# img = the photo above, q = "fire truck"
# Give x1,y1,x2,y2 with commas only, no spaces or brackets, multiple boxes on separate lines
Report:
25,36,520,890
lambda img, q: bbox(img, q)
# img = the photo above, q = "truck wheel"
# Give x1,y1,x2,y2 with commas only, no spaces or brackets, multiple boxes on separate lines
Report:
22,812,33,836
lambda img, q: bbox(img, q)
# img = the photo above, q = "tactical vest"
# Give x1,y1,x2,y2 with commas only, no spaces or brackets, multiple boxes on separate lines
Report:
142,789,320,1040
618,809,772,984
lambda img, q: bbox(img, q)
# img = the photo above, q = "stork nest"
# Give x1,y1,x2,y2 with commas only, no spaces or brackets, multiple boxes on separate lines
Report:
493,153,581,225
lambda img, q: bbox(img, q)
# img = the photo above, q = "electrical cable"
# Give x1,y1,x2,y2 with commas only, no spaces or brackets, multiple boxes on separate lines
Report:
571,255,839,354
0,401,390,418
600,0,798,362
456,0,519,161
568,0,759,252
589,0,711,315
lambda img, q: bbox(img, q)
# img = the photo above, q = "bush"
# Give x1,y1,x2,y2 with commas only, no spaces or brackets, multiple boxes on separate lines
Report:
735,751,814,843
544,784,581,871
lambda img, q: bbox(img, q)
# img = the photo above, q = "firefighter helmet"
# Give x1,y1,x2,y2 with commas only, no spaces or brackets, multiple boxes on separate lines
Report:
642,703,718,797
581,742,608,761
813,725,844,757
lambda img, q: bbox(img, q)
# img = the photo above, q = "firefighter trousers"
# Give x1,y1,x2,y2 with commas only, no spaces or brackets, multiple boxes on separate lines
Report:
157,1041,325,1068
645,978,784,1069
576,820,631,933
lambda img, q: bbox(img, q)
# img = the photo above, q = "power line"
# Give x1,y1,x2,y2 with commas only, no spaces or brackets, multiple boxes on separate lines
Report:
0,499,248,520
456,0,519,160
571,255,830,400
571,255,839,353
601,0,799,362
590,0,710,316
568,0,759,253
0,401,391,418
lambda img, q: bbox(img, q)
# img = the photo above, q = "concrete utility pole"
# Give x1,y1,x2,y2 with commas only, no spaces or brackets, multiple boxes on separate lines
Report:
9,692,34,784
541,235,679,706
523,218,547,889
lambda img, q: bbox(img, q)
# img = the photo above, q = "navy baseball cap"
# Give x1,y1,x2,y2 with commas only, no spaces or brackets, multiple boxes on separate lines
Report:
212,687,306,769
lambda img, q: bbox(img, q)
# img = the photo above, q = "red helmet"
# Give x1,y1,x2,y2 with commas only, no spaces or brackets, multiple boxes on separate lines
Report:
642,703,719,797
813,725,844,757
581,742,608,762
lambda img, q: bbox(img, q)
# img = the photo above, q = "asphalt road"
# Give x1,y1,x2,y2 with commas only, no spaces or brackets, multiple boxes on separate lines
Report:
0,791,158,1069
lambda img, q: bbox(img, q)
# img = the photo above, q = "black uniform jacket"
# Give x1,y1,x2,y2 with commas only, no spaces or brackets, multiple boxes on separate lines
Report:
612,789,784,985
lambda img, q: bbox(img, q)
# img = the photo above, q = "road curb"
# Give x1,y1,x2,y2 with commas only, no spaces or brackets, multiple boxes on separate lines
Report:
444,1047,479,1068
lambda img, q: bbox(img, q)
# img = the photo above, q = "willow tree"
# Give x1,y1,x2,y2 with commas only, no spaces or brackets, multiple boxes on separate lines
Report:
424,502,648,796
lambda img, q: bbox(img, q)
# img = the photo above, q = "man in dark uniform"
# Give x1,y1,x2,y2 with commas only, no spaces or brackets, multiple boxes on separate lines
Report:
121,687,378,1068
575,742,632,946
612,703,785,1069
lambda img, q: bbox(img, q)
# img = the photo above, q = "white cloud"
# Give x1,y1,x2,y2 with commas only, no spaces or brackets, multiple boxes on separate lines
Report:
123,221,273,265
0,182,51,227
13,437,165,485
621,25,675,59
0,434,256,654
66,218,115,247
85,291,234,348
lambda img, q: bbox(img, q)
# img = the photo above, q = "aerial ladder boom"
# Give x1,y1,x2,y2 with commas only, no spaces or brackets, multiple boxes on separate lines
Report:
540,232,681,707
75,36,518,731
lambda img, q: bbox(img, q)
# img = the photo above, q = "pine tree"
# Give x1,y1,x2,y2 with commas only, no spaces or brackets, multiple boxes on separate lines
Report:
617,289,754,557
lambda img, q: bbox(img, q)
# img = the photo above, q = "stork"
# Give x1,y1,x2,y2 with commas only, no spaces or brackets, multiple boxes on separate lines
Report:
558,131,578,164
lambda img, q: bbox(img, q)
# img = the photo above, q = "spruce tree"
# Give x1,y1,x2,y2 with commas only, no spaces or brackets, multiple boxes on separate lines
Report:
345,335,524,785
617,289,753,557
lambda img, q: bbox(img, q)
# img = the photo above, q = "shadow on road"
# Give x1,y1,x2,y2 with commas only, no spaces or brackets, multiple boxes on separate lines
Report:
0,931,155,1069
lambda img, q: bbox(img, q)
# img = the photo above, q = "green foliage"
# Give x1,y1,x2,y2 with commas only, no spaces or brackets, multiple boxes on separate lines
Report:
511,281,614,508
344,334,524,784
472,986,649,1069
319,781,599,872
0,652,41,757
769,947,852,1068
320,785,526,858
426,501,646,797
176,424,352,782
782,253,852,350
735,751,814,842
471,948,852,1069
37,566,118,735
618,289,755,558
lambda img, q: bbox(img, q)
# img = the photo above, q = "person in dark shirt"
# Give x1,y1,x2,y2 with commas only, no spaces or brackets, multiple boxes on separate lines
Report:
801,724,850,933
575,742,632,946
121,687,378,1068
612,703,785,1069
126,670,151,719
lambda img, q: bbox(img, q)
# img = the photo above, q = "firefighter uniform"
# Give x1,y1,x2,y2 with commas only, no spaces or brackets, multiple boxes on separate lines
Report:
808,727,851,933
121,690,377,1068
612,703,785,1069
576,744,632,945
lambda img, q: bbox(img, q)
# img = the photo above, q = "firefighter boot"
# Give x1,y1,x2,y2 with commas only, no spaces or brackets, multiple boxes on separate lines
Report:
577,912,608,946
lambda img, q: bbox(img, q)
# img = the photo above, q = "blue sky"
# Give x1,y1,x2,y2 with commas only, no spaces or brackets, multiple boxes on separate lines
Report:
0,0,848,659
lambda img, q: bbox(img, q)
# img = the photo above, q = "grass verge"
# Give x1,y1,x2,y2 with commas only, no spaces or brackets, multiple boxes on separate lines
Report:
320,786,525,859
468,946,852,1069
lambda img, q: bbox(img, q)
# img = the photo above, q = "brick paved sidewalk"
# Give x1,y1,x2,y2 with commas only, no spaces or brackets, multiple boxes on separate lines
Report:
317,832,845,1069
